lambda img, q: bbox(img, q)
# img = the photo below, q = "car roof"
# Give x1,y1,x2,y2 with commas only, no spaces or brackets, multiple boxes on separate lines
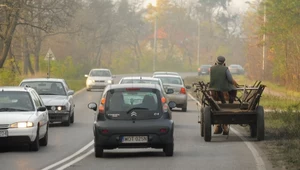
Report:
20,78,65,83
153,72,179,75
153,74,182,78
121,77,160,81
106,83,161,91
90,68,111,71
0,86,33,92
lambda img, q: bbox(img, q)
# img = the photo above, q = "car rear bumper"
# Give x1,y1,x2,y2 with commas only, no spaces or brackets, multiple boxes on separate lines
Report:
93,120,174,149
167,94,187,106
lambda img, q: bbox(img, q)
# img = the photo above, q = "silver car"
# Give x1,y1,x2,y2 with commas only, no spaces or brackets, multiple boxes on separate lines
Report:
19,78,75,126
85,68,115,91
118,76,174,103
153,75,191,112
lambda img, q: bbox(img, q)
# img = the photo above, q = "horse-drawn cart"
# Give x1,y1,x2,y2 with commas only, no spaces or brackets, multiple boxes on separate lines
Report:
192,81,266,142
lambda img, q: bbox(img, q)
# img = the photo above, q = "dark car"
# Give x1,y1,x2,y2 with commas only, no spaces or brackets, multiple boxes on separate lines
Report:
197,65,212,76
87,84,176,158
228,64,245,75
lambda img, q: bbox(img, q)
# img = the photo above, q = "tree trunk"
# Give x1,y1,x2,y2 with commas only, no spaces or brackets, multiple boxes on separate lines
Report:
23,36,35,75
0,9,20,68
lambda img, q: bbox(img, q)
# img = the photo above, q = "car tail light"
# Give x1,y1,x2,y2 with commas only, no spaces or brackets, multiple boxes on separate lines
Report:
163,103,168,112
160,128,168,133
98,98,105,114
161,97,166,103
101,129,109,134
180,87,186,94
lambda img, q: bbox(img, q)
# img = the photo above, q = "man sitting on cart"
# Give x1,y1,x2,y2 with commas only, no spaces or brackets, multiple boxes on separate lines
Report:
209,56,238,135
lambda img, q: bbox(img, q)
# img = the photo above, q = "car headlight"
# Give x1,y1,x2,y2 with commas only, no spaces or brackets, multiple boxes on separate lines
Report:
87,79,95,84
51,106,66,111
107,80,112,83
10,122,34,128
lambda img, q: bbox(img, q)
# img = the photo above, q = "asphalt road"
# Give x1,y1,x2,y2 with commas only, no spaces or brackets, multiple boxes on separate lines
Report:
0,73,276,170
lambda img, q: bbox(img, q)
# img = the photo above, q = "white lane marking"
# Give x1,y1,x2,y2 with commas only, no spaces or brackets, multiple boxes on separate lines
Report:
230,128,266,170
41,140,94,170
56,149,94,170
188,93,266,170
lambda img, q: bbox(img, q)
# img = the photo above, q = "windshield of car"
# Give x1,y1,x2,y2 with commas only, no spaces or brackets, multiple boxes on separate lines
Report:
89,70,111,77
20,81,66,96
105,88,162,120
0,91,34,112
155,76,183,85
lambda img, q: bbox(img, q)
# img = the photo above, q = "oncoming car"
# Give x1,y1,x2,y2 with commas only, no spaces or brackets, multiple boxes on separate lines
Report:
19,78,75,126
85,68,115,91
87,84,176,158
0,87,49,151
153,72,179,76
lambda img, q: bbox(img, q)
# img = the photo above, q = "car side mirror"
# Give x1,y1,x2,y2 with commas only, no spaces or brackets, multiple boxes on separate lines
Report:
68,90,74,95
37,106,47,112
185,85,191,89
166,88,174,94
168,101,176,109
85,74,88,78
88,102,97,111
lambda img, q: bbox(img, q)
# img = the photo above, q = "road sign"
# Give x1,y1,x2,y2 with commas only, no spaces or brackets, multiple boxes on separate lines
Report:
44,48,56,60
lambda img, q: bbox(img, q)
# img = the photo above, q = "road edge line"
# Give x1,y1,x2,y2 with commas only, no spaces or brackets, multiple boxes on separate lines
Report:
188,93,266,170
56,149,94,170
41,140,94,170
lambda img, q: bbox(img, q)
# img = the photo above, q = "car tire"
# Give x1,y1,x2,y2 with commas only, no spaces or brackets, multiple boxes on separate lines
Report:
70,112,74,124
163,143,174,156
40,124,48,146
95,146,104,158
256,106,265,141
29,127,40,151
86,88,91,91
62,113,71,126
182,107,187,112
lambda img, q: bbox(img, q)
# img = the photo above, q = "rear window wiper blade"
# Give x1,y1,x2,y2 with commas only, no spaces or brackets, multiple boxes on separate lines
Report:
126,107,149,114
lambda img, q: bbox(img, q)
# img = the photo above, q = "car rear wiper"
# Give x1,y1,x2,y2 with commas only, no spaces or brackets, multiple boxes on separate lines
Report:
126,107,149,114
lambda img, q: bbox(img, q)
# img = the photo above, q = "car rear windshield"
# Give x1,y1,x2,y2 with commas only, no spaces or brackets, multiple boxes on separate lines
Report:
90,70,111,77
156,77,182,85
0,91,34,112
20,81,66,96
120,79,159,85
105,88,163,120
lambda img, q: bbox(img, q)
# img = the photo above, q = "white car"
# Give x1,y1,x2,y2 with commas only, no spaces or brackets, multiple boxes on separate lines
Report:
85,68,115,91
0,86,49,151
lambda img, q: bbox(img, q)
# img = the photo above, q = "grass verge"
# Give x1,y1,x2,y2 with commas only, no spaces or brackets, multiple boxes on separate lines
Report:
65,79,85,92
184,75,300,170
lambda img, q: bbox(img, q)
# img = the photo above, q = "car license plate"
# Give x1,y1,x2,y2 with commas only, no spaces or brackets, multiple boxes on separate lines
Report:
122,136,148,143
0,130,8,137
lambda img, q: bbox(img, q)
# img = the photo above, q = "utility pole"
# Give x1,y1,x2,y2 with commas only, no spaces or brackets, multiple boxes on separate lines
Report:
153,15,157,72
262,1,266,79
197,19,200,67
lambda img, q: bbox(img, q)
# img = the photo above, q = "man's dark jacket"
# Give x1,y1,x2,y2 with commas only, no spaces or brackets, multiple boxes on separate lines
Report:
209,65,236,91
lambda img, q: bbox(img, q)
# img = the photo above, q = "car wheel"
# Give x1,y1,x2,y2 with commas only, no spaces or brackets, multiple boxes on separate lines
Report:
86,88,91,91
70,112,74,123
62,113,71,126
29,127,40,151
40,124,48,146
182,103,187,112
163,143,174,156
95,146,104,158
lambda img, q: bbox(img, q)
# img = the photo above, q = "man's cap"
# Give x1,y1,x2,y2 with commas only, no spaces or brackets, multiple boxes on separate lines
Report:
217,56,225,64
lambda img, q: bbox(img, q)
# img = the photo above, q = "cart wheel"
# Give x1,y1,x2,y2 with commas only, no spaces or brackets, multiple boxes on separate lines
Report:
204,106,212,142
256,106,265,141
200,108,204,137
250,124,257,137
